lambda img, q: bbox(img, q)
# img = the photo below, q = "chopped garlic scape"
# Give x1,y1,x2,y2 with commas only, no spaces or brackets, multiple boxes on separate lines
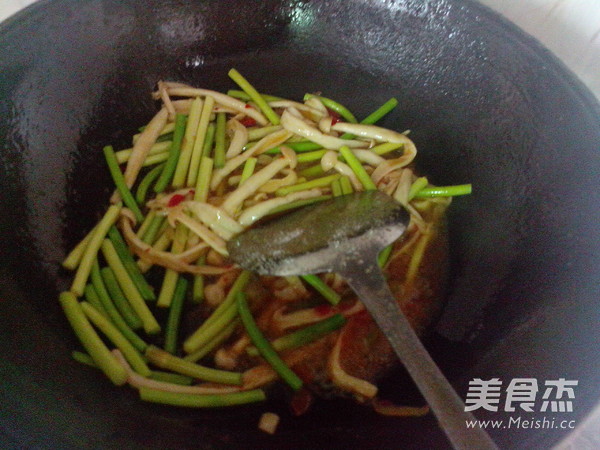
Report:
112,350,240,395
238,189,323,226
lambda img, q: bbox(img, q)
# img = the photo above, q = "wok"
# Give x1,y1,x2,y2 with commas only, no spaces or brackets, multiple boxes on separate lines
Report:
1,0,599,448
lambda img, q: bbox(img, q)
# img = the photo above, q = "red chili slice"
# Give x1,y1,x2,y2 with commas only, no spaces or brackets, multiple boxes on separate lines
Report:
240,117,257,127
168,194,186,207
327,108,342,125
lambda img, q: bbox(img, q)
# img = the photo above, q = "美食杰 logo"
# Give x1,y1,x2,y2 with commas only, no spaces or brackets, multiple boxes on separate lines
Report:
462,378,579,431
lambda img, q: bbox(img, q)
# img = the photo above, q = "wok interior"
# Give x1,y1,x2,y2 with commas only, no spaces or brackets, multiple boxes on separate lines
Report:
1,0,599,448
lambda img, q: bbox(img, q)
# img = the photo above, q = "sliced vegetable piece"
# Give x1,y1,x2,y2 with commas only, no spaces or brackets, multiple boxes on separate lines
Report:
213,112,227,169
116,140,171,164
371,142,404,156
83,284,107,317
377,245,393,268
157,224,188,308
149,371,194,385
339,176,354,195
141,215,166,245
361,97,398,125
164,277,188,354
201,122,216,160
183,320,238,363
300,274,341,305
297,149,327,163
239,157,257,185
299,164,325,179
246,313,346,356
228,69,280,125
154,114,187,193
304,94,357,123
266,141,322,154
247,125,283,141
108,226,155,301
267,195,331,215
339,146,376,191
237,292,303,391
145,345,242,385
275,174,340,196
142,152,169,167
81,301,151,377
191,254,206,304
184,270,251,354
71,204,121,297
59,291,127,386
136,163,165,205
187,96,215,186
408,177,429,201
194,156,214,202
100,266,142,330
62,225,97,270
71,350,96,368
172,97,203,188
103,145,144,222
226,89,284,103
413,184,472,198
139,387,265,408
331,179,342,197
101,239,161,334
90,260,148,352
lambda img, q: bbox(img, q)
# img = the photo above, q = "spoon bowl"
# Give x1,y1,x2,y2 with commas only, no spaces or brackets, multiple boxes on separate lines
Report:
227,191,409,276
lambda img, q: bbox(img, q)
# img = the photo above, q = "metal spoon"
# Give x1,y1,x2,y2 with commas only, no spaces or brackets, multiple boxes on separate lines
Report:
227,191,496,450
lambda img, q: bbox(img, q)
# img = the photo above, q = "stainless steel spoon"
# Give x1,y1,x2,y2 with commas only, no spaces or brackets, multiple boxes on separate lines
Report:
227,191,496,450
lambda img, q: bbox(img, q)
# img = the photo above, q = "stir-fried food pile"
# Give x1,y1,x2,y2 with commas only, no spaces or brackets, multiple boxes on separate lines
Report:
59,69,471,418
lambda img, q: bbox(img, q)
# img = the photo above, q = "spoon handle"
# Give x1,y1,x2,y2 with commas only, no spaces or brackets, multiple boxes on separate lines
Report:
337,259,497,450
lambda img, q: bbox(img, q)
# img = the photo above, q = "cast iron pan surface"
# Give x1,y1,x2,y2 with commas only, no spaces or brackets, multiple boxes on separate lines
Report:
1,0,599,448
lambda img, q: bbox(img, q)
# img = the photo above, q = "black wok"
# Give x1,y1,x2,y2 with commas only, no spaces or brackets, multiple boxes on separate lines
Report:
1,0,599,448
